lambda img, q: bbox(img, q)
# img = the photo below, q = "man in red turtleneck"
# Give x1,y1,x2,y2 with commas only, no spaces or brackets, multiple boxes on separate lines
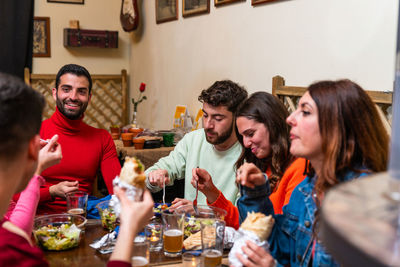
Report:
36,64,121,214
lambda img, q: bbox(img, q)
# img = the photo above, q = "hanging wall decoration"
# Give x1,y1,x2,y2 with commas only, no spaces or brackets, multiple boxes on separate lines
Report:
47,0,84,4
156,0,178,24
183,0,210,17
215,0,244,6
33,17,51,57
252,0,279,5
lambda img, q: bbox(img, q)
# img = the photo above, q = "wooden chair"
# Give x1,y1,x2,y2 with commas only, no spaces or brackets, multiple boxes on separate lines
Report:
272,75,393,136
24,68,129,129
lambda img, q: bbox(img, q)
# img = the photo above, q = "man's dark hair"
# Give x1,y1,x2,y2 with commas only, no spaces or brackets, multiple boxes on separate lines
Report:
0,73,44,160
55,64,92,94
198,80,248,113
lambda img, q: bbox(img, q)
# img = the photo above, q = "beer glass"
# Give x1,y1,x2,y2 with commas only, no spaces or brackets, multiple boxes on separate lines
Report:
66,191,88,217
131,237,150,267
201,219,225,267
182,251,203,267
161,210,184,257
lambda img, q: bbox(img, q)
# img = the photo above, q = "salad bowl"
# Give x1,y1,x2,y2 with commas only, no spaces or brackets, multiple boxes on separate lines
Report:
33,214,86,251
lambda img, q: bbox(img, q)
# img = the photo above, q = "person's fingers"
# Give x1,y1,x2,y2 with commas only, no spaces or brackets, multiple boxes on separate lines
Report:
236,252,254,267
115,187,130,206
242,243,260,264
171,198,182,204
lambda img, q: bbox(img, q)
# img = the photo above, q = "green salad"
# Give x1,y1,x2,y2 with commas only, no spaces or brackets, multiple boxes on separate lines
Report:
184,216,213,238
100,208,118,231
34,223,81,251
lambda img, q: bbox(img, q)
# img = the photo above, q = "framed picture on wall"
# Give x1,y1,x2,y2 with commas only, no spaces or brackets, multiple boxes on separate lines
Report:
252,0,278,5
183,0,210,17
215,0,244,6
47,0,84,4
156,0,178,24
33,17,51,57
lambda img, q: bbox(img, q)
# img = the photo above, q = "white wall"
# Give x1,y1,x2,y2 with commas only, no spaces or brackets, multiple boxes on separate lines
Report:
33,0,130,74
131,0,398,130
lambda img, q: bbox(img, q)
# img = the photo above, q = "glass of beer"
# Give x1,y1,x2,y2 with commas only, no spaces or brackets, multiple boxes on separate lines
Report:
201,219,225,267
66,191,88,217
161,210,184,257
131,236,150,267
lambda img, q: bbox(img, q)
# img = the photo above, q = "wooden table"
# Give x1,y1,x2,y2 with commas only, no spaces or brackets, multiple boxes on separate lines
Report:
44,219,230,267
320,172,400,267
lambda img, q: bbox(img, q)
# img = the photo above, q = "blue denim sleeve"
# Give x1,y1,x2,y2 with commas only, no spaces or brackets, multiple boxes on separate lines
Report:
237,180,275,224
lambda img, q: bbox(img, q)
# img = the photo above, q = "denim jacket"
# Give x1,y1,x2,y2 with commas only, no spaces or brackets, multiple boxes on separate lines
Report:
237,170,368,267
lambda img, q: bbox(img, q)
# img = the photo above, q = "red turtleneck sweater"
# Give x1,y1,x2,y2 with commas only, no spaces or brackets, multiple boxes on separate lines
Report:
36,108,121,214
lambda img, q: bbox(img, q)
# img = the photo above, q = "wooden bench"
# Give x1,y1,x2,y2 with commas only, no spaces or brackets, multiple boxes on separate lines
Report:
272,75,393,136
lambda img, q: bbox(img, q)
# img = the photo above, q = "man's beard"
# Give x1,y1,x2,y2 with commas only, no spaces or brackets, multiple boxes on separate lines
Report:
56,97,88,120
204,122,234,145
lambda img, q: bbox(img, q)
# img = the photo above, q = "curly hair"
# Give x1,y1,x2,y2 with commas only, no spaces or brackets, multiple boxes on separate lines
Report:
198,80,248,113
235,92,293,190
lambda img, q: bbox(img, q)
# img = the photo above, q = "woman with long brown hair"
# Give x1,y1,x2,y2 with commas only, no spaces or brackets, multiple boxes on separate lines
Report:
235,80,389,266
192,92,306,229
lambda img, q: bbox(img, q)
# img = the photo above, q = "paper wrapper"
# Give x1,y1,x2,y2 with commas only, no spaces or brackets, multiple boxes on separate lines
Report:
228,228,269,267
109,176,144,217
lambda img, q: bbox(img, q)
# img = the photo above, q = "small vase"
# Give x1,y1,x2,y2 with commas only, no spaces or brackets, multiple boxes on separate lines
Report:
131,111,138,128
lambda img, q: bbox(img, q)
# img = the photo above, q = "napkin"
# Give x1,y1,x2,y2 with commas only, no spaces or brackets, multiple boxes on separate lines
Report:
110,176,143,217
90,226,120,254
228,229,269,267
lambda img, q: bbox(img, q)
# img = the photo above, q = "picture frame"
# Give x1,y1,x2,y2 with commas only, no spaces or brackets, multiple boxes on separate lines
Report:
252,0,278,5
215,0,244,6
47,0,84,4
183,0,210,17
156,0,178,24
33,17,51,57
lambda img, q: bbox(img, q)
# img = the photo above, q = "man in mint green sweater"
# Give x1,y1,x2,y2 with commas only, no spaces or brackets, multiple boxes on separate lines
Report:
145,80,248,207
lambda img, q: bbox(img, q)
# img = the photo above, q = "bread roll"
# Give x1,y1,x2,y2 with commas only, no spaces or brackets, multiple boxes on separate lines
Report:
119,157,146,188
240,212,274,241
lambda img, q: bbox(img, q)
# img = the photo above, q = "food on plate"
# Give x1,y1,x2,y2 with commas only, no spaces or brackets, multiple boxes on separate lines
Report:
119,156,146,188
183,223,215,250
240,212,274,241
153,203,170,214
34,223,81,251
100,207,118,231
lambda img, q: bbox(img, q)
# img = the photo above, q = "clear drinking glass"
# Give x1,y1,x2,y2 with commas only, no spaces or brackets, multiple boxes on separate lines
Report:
182,251,203,267
66,191,88,217
201,219,225,267
144,220,163,252
131,236,150,267
161,210,184,257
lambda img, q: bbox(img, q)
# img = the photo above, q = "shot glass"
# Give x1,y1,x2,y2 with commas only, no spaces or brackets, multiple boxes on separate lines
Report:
182,251,203,267
161,210,184,257
66,191,88,217
201,219,225,267
131,237,150,267
145,220,163,252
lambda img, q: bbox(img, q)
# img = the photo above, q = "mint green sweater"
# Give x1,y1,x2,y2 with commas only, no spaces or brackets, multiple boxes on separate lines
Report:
145,129,242,205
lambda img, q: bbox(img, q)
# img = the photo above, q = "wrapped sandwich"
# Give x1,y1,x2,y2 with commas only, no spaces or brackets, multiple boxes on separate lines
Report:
109,157,146,216
119,157,146,188
229,212,274,267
